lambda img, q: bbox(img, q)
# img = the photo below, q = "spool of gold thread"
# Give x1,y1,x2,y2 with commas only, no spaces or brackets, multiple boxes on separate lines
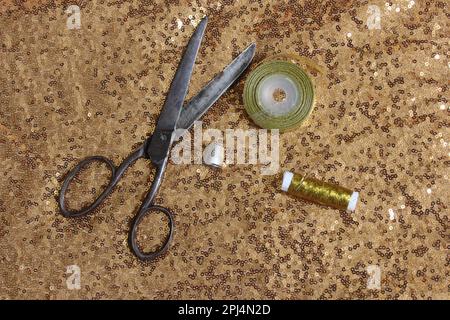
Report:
281,171,359,212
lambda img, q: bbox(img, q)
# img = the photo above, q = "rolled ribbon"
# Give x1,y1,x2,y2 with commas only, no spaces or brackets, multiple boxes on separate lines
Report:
243,59,315,132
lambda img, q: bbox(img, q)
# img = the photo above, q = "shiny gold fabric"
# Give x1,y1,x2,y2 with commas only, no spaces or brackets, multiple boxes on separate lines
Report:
0,0,448,299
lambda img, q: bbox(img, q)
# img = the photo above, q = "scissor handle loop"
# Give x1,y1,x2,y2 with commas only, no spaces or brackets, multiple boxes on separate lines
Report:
59,156,117,217
129,204,174,261
59,147,145,218
58,145,174,261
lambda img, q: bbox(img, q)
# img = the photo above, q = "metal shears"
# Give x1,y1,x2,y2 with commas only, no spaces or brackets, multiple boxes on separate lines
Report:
58,17,255,261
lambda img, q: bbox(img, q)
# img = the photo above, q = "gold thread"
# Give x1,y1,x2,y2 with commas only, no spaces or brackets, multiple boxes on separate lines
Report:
287,172,353,211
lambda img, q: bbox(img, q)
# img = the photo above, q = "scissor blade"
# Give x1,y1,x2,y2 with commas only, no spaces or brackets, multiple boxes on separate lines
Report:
176,43,256,131
154,17,208,132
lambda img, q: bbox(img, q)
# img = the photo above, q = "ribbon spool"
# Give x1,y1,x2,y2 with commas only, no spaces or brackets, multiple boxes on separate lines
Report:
243,55,319,132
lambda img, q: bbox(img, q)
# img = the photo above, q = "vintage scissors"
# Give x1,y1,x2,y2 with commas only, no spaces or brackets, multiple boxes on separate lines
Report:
58,17,255,261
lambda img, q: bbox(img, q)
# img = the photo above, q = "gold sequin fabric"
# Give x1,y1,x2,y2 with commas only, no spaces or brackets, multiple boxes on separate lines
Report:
0,0,448,299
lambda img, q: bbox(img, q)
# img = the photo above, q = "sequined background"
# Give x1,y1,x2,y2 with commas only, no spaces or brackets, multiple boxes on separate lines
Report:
0,0,448,299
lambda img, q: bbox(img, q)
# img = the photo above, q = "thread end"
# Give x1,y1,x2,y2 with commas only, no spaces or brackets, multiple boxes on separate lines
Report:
347,191,359,212
281,171,294,192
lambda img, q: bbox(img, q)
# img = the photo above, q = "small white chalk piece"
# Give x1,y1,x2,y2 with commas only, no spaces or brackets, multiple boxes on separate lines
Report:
203,142,224,168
